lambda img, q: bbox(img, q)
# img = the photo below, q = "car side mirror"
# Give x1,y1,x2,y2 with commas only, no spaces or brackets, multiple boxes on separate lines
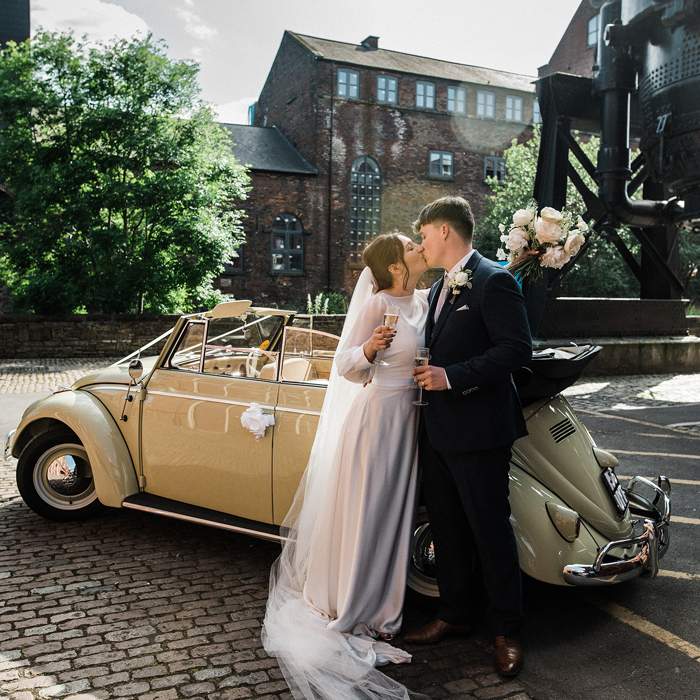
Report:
128,359,143,382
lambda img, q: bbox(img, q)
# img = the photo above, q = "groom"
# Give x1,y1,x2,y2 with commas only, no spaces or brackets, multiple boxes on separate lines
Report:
407,196,532,677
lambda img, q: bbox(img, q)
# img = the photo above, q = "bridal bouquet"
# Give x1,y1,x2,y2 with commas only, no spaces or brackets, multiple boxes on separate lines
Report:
496,202,588,282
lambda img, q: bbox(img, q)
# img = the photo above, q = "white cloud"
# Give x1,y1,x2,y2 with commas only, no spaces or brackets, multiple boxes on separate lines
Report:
214,97,257,126
175,8,217,41
32,0,149,44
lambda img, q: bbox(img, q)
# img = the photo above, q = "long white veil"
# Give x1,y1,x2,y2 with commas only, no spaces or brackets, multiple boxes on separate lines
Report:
262,267,428,700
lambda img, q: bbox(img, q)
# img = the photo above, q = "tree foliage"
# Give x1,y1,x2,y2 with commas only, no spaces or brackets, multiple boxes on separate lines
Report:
0,32,249,314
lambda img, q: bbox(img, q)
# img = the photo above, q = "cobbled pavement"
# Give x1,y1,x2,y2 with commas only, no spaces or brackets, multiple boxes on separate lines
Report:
1,360,699,700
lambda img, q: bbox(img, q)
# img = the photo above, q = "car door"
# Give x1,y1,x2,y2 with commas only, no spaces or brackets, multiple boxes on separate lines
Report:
271,325,340,524
140,313,283,524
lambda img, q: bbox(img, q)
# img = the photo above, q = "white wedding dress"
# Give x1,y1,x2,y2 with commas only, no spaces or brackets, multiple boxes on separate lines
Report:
263,268,430,700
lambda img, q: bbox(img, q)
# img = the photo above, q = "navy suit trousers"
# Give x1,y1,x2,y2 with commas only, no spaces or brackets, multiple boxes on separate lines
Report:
420,432,524,636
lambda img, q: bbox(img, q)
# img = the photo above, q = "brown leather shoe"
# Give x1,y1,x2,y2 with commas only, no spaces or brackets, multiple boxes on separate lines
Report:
494,635,523,676
403,619,471,645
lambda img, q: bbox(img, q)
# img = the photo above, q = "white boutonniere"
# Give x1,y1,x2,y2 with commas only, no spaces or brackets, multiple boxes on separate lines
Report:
448,268,473,303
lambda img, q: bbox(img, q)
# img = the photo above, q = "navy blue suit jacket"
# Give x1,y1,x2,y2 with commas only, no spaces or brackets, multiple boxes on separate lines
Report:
423,251,532,454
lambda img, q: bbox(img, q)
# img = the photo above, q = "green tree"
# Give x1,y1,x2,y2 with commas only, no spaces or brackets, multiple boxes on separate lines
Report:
480,128,641,298
0,32,249,314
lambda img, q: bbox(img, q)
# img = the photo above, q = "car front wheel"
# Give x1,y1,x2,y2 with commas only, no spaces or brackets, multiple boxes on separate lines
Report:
16,427,103,521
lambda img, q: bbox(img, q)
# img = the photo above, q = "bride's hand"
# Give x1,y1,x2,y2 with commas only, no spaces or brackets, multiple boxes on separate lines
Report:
505,249,539,269
363,325,395,363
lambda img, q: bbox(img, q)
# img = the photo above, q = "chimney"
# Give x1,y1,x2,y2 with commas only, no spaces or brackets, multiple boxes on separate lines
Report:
360,36,379,50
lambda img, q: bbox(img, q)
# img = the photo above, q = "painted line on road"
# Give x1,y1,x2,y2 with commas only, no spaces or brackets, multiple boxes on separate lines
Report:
612,449,700,460
659,570,700,581
586,597,700,662
578,409,700,438
672,516,700,525
617,476,700,486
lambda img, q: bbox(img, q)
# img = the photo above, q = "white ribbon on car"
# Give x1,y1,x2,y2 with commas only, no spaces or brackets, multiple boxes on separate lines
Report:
240,403,275,440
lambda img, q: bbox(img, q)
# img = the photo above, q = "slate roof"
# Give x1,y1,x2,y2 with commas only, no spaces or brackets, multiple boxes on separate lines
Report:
290,32,536,94
221,124,317,175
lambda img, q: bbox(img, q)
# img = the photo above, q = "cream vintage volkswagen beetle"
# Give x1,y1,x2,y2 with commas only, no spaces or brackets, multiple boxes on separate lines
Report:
6,301,671,595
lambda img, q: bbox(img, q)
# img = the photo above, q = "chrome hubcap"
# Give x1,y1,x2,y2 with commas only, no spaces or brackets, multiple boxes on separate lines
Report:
33,444,97,510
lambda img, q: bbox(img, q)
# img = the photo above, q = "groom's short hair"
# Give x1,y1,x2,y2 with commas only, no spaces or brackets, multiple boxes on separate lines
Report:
413,196,475,243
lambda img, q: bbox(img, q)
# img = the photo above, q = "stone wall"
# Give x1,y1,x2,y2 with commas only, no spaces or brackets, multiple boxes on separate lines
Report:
0,314,180,359
3,314,698,373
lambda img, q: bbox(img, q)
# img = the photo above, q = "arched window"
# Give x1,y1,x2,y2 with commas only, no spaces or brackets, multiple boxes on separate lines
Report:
271,214,303,273
350,156,382,265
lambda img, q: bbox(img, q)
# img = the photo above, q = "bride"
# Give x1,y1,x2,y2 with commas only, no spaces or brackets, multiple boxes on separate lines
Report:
262,232,431,700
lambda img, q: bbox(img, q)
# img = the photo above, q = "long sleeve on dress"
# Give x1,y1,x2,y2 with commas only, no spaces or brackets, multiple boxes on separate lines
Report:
334,294,388,384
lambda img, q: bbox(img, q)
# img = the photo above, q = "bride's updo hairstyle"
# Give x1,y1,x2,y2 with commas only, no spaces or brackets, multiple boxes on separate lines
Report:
362,233,409,291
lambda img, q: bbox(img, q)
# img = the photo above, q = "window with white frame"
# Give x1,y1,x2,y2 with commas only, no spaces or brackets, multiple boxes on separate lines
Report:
350,156,382,266
429,151,454,179
533,99,541,124
271,214,304,273
377,75,397,104
416,81,435,109
447,86,466,114
477,90,495,118
337,68,359,98
506,95,523,122
587,14,600,47
484,156,506,182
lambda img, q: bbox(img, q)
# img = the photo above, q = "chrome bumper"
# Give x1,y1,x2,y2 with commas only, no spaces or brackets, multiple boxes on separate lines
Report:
4,429,16,460
563,476,671,586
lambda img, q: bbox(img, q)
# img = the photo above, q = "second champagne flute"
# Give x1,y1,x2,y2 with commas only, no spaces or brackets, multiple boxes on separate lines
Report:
374,305,400,366
413,347,430,406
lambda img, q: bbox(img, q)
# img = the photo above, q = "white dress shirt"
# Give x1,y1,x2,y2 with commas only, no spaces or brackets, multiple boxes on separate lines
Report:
433,249,475,323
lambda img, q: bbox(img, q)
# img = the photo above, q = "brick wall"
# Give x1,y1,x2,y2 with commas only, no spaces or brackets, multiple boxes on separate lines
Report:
539,0,596,78
0,314,347,359
0,315,180,359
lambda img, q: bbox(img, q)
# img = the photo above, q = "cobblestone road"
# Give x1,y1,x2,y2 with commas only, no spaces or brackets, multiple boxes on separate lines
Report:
1,360,699,700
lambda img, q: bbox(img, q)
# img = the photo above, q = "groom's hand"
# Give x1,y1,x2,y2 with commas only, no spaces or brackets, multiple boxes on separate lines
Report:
412,365,448,391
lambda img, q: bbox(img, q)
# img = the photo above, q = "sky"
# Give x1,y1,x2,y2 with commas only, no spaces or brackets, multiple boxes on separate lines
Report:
31,0,584,125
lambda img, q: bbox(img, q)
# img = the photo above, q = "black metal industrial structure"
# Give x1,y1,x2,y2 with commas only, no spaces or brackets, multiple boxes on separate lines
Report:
0,0,30,48
531,0,700,337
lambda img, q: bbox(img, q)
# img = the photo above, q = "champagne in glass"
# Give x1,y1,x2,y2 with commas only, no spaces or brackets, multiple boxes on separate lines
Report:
383,307,400,331
374,305,400,366
413,347,430,406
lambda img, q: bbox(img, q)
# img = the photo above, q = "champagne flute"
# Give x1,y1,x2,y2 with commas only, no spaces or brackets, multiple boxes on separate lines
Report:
413,347,430,406
374,305,400,366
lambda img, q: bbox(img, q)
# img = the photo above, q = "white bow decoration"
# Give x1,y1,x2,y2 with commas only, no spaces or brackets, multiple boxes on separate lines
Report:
240,403,275,440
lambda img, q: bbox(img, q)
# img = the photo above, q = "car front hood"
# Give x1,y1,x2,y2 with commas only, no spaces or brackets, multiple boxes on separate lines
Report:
71,357,159,390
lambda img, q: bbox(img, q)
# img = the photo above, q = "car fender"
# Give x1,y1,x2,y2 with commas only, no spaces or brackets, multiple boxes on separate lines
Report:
509,464,602,586
12,390,139,508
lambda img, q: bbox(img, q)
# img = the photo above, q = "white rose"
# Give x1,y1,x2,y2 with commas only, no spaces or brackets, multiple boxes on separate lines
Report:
512,209,534,228
540,207,564,223
541,245,570,269
506,228,529,252
564,231,585,256
576,216,589,232
453,271,469,286
534,217,565,244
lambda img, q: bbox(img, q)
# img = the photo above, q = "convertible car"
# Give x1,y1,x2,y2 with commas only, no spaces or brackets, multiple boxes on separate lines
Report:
6,301,671,596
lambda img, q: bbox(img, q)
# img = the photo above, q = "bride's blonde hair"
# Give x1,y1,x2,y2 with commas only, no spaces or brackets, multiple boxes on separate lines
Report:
362,233,409,291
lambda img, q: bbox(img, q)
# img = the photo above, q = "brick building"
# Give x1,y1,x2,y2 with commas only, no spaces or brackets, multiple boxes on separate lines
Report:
539,0,601,78
220,31,539,306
